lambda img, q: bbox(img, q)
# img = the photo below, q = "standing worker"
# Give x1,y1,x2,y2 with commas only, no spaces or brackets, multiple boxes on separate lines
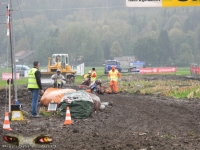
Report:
91,68,97,83
27,61,44,118
108,66,121,94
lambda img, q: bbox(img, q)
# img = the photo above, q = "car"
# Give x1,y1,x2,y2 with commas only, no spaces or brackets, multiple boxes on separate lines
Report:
16,65,30,76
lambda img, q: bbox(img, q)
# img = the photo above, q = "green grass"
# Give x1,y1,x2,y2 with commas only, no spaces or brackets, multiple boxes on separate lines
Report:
170,90,192,99
0,77,28,88
176,67,190,75
0,66,192,88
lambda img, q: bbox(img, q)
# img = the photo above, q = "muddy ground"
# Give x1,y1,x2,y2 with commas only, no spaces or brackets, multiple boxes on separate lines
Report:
0,74,200,150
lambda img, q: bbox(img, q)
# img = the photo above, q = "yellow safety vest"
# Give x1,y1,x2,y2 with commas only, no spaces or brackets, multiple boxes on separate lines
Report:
109,70,118,82
91,71,96,82
27,68,39,89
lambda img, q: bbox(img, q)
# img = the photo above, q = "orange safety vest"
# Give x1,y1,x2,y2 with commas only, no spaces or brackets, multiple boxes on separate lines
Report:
108,70,118,82
91,71,96,82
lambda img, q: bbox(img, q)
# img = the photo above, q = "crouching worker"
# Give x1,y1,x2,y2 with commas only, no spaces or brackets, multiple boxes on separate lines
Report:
89,79,103,94
51,69,66,88
82,70,91,86
108,66,121,94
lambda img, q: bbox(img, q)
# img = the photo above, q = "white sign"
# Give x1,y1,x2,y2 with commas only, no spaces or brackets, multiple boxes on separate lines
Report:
126,0,162,7
24,70,28,77
12,111,20,118
76,63,85,76
126,0,200,7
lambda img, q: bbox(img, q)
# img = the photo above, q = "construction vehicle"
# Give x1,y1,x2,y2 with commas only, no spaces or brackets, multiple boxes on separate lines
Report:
114,56,135,73
103,60,122,74
41,54,76,83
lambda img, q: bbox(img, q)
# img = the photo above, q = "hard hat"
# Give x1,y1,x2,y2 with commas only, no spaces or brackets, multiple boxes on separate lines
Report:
88,70,92,74
56,69,61,72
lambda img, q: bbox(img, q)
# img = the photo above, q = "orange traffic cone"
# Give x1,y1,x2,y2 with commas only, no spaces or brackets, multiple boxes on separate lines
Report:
64,107,72,125
3,112,12,130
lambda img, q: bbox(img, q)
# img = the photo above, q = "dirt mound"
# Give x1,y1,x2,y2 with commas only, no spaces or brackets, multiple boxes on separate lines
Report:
0,75,200,150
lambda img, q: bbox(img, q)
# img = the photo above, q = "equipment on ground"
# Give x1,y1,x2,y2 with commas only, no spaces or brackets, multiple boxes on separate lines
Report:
47,103,58,111
41,54,76,83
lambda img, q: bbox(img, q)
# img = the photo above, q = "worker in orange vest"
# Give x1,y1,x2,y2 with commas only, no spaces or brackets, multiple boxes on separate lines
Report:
91,68,97,83
108,66,121,94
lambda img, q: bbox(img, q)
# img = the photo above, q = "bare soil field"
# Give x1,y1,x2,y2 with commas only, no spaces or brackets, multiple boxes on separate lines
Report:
0,74,200,150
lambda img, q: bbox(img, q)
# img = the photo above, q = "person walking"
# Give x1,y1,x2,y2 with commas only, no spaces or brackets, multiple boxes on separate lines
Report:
108,66,121,94
27,61,44,117
91,68,97,83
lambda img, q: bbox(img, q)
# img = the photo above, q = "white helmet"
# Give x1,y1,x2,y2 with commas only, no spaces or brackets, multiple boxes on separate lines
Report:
88,70,92,74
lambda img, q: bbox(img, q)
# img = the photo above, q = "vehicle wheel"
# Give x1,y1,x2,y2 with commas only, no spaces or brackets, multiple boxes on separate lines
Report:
71,76,75,83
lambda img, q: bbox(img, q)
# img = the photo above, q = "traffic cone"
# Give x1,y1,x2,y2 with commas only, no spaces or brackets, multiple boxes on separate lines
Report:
64,107,72,125
3,112,12,130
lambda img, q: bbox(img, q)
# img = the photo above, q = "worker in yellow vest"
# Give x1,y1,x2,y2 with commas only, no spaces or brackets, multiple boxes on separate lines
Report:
27,61,44,118
108,66,121,94
91,68,97,82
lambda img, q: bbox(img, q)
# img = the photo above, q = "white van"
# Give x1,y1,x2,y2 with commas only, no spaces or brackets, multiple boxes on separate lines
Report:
16,65,30,76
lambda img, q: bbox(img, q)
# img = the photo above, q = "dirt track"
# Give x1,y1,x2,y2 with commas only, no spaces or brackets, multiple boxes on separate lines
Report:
0,75,200,150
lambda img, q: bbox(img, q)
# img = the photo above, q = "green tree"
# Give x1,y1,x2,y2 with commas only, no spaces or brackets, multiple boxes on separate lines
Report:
158,29,173,64
134,37,159,66
176,43,194,66
35,37,60,65
194,25,200,62
164,15,179,31
110,41,122,59
168,28,185,61
15,38,30,53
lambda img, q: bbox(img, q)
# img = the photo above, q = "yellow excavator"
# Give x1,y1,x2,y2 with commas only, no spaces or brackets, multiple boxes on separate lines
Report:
41,54,76,83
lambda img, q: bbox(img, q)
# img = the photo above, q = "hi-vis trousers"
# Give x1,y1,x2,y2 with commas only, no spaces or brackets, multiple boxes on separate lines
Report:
109,80,118,93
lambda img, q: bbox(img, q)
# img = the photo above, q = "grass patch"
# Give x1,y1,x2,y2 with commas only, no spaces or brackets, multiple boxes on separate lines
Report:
39,107,59,117
161,134,175,139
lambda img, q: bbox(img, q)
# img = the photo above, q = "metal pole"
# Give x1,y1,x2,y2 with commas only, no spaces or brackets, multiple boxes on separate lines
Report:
9,0,18,103
9,0,18,102
9,79,11,113
7,3,15,102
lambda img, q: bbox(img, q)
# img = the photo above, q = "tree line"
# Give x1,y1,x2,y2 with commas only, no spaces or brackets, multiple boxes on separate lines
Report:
0,0,199,67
